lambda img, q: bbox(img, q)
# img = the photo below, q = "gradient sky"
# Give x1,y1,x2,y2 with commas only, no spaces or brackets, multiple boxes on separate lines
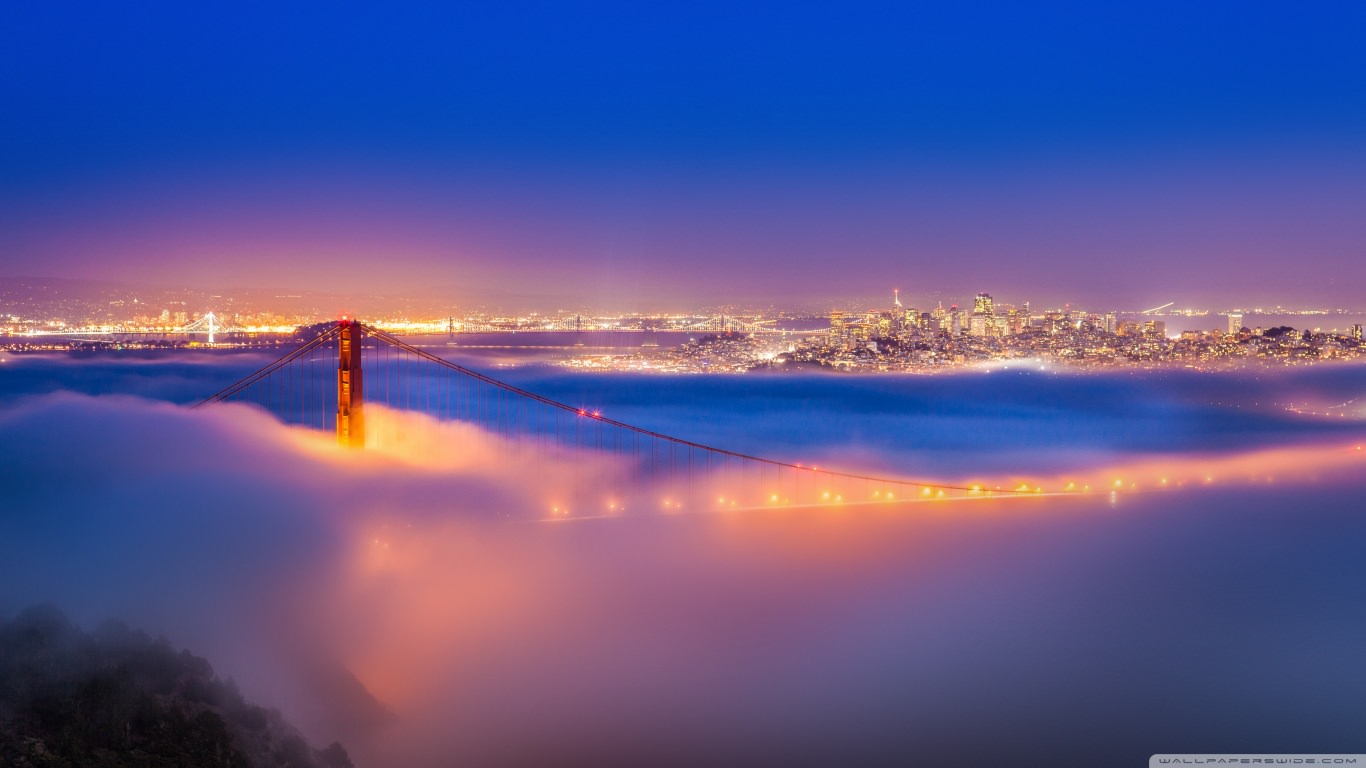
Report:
2,1,1364,310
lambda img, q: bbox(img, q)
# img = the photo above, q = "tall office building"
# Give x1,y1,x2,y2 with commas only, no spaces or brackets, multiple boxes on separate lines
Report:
1352,324,1363,341
973,292,994,317
1228,313,1243,335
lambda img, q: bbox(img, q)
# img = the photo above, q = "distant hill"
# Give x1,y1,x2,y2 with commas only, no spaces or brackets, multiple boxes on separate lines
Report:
0,605,354,768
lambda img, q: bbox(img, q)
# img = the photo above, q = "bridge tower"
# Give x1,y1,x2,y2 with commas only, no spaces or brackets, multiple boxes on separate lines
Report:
337,320,365,447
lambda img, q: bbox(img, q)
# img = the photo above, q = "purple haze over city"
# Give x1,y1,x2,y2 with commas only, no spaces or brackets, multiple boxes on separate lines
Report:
2,2,1365,309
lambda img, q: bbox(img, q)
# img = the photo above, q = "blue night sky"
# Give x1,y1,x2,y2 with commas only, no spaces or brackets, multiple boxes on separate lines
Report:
2,1,1364,309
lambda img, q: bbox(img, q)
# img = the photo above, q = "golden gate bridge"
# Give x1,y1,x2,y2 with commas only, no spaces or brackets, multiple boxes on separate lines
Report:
194,320,1038,513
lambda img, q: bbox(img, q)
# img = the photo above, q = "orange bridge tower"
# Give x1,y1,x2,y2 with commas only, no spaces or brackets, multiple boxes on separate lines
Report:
337,319,364,447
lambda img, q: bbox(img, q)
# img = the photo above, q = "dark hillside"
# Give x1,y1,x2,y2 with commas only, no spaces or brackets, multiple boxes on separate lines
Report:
0,605,353,768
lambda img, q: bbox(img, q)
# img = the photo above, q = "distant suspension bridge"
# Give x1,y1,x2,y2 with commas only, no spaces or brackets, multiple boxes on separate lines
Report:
23,312,798,345
22,312,246,343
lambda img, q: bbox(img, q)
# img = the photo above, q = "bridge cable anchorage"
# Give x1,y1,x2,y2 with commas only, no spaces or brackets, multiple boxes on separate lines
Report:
357,323,1027,495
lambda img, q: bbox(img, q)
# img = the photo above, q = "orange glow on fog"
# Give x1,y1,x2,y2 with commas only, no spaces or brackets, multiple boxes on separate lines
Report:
252,401,1366,522
182,401,1365,761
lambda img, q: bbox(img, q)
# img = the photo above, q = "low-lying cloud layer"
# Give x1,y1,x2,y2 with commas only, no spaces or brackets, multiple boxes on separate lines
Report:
3,357,1366,765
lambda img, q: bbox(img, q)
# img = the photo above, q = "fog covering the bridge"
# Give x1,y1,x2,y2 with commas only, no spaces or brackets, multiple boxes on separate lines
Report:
2,354,1366,764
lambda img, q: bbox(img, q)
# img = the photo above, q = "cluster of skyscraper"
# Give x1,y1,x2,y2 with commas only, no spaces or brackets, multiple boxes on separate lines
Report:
788,290,1366,372
827,291,1096,347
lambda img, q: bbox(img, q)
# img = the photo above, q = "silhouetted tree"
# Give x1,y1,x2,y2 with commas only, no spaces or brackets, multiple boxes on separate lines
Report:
0,605,354,768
